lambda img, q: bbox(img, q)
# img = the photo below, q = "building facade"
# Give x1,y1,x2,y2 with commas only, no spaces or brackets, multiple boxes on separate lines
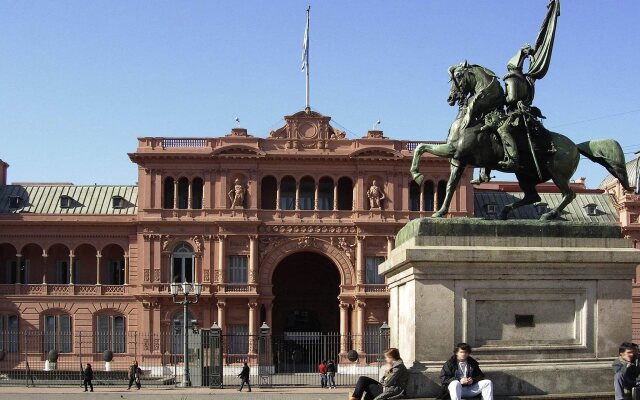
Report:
0,110,474,367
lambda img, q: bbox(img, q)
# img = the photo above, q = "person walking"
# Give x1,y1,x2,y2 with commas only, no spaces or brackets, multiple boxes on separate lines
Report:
82,363,94,392
127,361,141,390
326,359,337,389
238,362,252,392
318,359,328,388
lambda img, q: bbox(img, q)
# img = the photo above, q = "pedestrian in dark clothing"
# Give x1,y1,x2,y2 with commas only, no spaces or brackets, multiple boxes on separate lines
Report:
238,362,252,392
438,343,493,400
613,342,640,400
319,360,328,388
127,361,141,390
350,348,409,400
326,359,337,389
82,363,94,392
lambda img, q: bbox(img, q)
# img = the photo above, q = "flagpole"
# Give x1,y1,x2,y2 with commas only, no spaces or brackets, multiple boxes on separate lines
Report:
305,6,310,111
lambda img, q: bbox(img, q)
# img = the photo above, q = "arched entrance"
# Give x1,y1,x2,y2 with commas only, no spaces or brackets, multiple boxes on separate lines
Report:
272,252,340,334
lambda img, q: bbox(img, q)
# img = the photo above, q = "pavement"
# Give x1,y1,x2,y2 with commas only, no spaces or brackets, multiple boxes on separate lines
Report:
0,387,617,400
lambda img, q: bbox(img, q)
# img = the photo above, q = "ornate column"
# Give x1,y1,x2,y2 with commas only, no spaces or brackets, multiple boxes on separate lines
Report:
387,236,395,259
69,250,75,284
173,179,178,209
188,180,193,209
276,181,281,210
216,235,227,283
124,252,130,285
248,301,258,353
295,181,300,210
356,236,365,285
355,299,366,353
333,181,338,211
339,302,350,354
42,250,48,284
419,182,425,211
96,251,102,285
15,254,22,284
217,301,226,332
314,182,319,211
249,235,258,285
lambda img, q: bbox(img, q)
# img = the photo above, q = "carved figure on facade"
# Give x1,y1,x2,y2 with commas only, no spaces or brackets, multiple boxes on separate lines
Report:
367,180,385,209
333,236,356,262
297,236,315,248
228,178,246,209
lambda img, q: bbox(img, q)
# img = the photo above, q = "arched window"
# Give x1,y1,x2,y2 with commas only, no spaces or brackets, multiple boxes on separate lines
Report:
318,177,334,211
96,314,126,353
0,314,19,352
192,177,203,209
260,176,278,210
43,312,72,353
171,310,194,354
437,180,447,210
177,178,189,209
337,177,353,211
163,177,175,209
409,181,420,211
172,243,194,283
423,181,435,212
299,176,315,210
280,176,296,210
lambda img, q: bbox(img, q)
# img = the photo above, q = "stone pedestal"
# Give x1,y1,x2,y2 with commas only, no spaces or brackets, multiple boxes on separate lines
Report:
380,218,640,397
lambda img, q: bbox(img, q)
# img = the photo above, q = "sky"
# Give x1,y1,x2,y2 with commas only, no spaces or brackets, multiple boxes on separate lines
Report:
1,1,639,187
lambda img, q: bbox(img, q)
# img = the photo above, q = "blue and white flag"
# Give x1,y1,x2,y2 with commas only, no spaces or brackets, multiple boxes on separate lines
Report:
301,6,310,71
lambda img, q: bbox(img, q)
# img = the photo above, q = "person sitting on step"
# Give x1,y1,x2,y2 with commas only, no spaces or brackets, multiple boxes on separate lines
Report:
438,343,493,400
613,342,640,400
350,348,409,400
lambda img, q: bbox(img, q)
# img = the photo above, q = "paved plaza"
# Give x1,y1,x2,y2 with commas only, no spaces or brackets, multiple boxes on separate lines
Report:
0,387,616,400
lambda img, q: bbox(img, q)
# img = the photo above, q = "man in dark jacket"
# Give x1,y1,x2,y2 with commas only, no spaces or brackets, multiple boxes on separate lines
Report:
350,348,409,400
438,343,493,400
238,362,251,392
82,363,93,392
613,342,639,400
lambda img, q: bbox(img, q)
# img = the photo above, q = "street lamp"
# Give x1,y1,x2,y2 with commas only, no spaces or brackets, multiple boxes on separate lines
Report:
170,281,202,387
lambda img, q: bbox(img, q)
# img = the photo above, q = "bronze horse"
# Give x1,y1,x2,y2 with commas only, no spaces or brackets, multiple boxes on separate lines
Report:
410,63,631,220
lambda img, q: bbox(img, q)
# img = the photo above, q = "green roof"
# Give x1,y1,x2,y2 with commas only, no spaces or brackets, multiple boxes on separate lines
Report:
0,185,138,215
474,191,618,222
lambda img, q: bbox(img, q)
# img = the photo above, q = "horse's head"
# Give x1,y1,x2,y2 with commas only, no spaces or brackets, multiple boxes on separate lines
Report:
448,61,474,106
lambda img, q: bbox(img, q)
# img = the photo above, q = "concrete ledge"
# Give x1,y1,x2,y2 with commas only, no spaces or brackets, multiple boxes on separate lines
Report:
395,218,623,247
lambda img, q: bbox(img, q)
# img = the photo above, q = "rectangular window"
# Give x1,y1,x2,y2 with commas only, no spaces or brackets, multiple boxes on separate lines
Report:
43,314,72,353
172,256,193,283
227,324,249,355
0,315,20,352
228,256,248,284
108,260,125,285
365,256,386,285
96,315,126,353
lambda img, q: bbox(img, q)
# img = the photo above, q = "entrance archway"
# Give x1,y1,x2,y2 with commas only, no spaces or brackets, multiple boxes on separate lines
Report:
272,252,340,334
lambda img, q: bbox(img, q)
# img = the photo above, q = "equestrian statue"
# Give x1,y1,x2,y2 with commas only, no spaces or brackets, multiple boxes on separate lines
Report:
409,0,631,220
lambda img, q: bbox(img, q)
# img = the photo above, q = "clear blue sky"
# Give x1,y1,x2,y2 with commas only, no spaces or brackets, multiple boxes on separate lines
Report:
1,1,639,187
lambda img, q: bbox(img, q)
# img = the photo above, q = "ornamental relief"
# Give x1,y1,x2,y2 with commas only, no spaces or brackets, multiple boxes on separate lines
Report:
258,235,356,264
258,225,357,234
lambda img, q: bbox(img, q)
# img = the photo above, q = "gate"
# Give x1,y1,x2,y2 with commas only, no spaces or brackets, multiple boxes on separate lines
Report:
206,323,390,388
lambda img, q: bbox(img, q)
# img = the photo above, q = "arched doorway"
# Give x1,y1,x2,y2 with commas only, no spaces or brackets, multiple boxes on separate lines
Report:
272,252,340,334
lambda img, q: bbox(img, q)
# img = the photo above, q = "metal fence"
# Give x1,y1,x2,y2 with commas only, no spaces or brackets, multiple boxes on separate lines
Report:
0,327,390,388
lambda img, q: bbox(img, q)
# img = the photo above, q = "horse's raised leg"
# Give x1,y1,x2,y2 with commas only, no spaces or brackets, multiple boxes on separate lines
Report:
410,143,456,186
433,162,466,218
541,171,576,221
498,179,541,220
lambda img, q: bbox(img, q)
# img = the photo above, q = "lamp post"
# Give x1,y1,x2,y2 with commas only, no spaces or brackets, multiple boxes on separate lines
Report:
170,281,202,387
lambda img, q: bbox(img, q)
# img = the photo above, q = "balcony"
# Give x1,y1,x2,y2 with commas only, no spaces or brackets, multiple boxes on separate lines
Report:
361,284,388,294
216,283,258,295
0,284,129,296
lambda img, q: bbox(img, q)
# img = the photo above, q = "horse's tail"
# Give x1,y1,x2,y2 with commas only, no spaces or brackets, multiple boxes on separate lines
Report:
577,139,631,191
